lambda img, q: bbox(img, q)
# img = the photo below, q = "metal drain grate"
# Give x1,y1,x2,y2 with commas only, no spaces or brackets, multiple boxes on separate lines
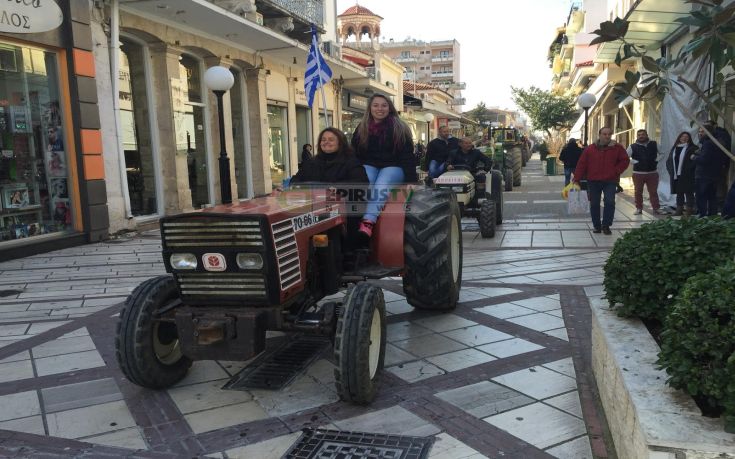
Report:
223,336,330,390
282,429,435,459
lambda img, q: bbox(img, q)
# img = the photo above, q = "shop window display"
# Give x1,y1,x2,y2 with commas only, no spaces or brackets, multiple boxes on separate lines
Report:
0,43,72,242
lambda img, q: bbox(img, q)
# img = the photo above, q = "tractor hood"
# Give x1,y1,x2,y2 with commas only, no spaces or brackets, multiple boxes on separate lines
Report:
434,170,475,185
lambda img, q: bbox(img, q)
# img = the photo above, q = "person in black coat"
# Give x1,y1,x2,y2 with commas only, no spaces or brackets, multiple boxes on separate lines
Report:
299,144,313,167
448,137,493,183
425,125,459,178
666,131,698,216
291,128,367,185
695,124,729,217
351,93,415,238
559,138,583,186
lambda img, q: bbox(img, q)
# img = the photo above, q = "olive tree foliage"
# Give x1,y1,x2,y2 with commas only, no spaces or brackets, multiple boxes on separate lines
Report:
590,0,735,159
510,86,579,138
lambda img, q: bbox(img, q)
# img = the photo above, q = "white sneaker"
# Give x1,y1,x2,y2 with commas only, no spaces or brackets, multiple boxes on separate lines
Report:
634,209,642,215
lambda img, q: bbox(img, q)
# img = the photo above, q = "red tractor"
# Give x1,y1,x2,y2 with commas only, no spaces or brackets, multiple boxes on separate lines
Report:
115,187,462,404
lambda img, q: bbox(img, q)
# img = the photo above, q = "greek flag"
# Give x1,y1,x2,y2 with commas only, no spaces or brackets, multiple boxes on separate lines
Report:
304,24,332,107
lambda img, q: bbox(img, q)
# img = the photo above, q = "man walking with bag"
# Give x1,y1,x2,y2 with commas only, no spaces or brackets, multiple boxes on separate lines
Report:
574,127,630,235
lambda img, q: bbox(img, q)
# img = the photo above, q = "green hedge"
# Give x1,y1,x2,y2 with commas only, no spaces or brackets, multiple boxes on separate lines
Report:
603,218,735,321
658,262,735,432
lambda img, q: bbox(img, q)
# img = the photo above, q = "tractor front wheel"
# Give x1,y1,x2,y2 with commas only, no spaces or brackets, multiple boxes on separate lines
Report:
334,283,387,405
403,189,462,310
116,275,191,389
479,199,496,238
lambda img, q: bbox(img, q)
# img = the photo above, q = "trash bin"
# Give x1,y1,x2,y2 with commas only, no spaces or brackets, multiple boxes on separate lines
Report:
546,156,557,175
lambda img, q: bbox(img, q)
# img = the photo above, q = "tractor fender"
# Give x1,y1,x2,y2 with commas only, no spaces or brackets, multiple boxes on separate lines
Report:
369,188,408,269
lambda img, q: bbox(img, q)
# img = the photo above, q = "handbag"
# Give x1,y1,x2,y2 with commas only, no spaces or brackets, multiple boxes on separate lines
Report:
567,189,590,215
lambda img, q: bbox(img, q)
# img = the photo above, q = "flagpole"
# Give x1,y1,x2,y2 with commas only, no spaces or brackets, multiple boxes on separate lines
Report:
314,31,330,127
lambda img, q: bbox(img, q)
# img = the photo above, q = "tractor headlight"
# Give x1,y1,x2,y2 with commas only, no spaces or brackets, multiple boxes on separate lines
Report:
236,253,263,270
170,253,197,270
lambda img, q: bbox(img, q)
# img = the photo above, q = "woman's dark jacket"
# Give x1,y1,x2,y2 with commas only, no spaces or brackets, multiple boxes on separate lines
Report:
291,153,368,185
351,123,417,182
559,142,583,169
666,144,698,194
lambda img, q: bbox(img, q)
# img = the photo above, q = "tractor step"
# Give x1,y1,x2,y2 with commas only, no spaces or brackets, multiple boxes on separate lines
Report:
223,335,329,390
283,428,435,459
343,263,402,280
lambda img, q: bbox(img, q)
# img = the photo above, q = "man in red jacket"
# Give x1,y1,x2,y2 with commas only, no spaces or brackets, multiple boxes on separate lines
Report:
573,127,631,235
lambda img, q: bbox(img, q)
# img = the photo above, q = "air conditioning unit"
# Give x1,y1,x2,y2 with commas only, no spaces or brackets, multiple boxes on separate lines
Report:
322,41,342,59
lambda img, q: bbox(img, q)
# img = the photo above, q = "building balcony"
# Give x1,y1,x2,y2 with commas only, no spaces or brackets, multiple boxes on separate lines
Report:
431,56,453,62
395,56,418,63
255,0,324,41
432,71,453,77
452,97,466,105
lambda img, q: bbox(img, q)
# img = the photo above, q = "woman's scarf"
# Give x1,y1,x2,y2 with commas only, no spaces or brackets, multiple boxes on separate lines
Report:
673,144,688,179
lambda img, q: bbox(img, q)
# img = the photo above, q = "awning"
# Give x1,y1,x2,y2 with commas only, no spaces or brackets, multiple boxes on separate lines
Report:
402,94,460,119
119,0,366,79
595,0,691,63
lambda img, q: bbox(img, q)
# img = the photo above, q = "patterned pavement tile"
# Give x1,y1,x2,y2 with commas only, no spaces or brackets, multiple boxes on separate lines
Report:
483,402,587,449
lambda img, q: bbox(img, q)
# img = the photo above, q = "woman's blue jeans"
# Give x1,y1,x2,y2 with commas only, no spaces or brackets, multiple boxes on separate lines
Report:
363,165,404,223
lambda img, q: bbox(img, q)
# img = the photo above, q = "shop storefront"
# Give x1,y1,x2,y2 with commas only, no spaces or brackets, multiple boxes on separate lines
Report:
267,101,289,188
0,1,106,259
0,43,75,242
341,91,367,141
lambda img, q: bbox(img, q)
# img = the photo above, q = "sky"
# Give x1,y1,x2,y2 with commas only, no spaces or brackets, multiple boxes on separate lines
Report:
335,0,575,112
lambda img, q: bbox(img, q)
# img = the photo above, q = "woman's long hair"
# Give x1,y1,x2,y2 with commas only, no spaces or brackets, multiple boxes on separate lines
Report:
673,131,694,148
317,127,352,157
354,94,412,151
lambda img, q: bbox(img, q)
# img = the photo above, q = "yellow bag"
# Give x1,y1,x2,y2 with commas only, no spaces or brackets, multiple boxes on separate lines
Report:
561,182,580,199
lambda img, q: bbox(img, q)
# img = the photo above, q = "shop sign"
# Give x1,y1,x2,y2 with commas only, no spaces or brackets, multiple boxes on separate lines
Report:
0,0,63,34
348,94,367,111
447,120,461,129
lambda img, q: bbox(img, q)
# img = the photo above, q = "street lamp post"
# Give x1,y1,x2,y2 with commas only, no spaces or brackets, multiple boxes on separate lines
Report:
577,92,597,147
204,66,235,204
424,112,435,141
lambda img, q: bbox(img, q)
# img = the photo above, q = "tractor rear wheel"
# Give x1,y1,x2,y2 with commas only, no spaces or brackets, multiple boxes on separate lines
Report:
403,189,462,310
490,170,504,225
504,168,513,192
334,283,386,405
479,199,496,238
116,276,191,389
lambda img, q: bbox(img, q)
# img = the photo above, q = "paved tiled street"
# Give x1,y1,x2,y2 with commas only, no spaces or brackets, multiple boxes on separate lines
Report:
0,157,657,458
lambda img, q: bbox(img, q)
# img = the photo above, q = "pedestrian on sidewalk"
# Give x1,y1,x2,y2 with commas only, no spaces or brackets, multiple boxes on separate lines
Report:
559,138,583,186
694,123,729,217
665,131,698,216
627,129,662,215
573,127,630,235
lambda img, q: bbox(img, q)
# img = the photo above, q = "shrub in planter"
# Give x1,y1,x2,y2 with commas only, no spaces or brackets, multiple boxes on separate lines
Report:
658,261,735,433
603,217,735,321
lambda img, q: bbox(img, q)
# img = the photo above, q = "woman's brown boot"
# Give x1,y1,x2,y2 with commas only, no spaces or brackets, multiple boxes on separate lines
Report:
684,206,694,216
673,206,684,216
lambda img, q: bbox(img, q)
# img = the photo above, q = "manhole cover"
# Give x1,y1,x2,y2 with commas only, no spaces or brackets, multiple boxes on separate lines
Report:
223,335,329,391
282,429,434,459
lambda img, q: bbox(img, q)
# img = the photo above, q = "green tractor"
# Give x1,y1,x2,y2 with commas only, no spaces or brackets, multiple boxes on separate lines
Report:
487,127,523,191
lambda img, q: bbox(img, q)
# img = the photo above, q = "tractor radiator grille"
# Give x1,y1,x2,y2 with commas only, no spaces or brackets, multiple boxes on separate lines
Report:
176,272,267,298
161,220,263,248
271,219,301,290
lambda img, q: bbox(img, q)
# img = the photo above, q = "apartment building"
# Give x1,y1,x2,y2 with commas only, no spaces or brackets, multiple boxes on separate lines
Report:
381,38,465,110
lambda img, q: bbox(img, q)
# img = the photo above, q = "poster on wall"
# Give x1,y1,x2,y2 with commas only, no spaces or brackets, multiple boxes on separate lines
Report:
2,185,29,208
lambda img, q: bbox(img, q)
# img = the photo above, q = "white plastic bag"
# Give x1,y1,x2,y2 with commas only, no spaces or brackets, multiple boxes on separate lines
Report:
567,189,590,215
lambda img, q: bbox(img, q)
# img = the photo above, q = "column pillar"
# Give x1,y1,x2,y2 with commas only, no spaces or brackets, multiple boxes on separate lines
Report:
149,43,193,213
245,68,271,195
